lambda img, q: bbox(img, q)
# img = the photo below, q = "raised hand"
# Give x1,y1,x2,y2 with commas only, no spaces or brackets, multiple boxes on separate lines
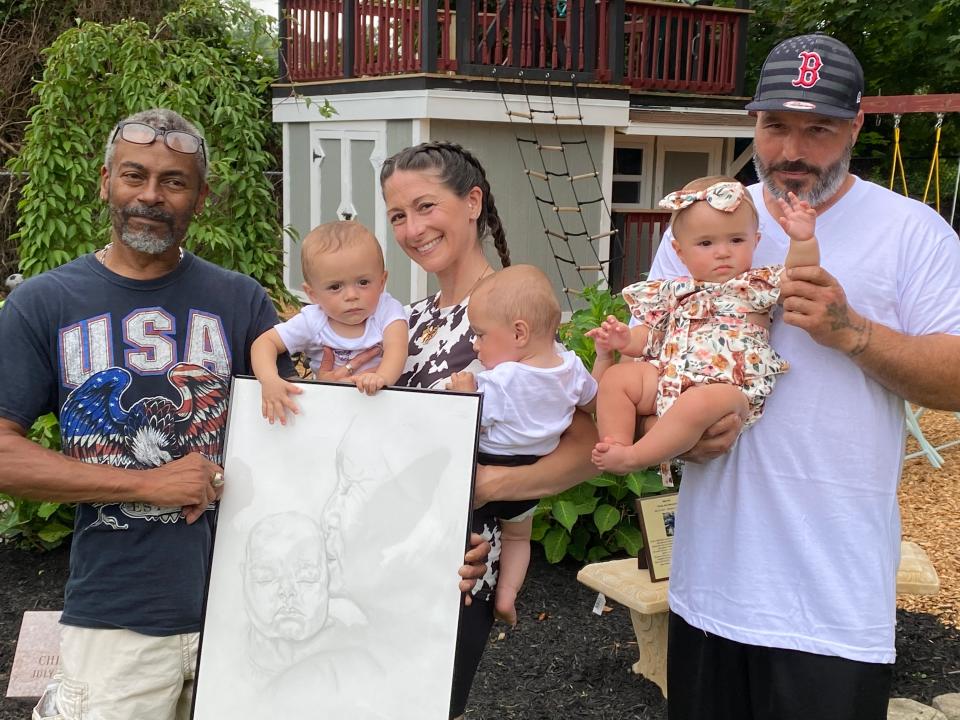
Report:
779,191,820,268
585,315,632,353
777,191,817,242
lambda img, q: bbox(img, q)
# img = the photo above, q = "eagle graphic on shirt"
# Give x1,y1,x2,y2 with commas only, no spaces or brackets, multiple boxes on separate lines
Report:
60,362,230,529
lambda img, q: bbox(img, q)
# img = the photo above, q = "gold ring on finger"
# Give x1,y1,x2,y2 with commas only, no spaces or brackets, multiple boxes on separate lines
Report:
211,471,225,488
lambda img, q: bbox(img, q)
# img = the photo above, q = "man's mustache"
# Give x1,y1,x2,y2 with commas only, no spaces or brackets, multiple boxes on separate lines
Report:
769,160,821,177
120,205,174,227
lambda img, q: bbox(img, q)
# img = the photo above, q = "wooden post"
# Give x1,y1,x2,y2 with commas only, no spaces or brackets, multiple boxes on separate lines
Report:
422,0,439,73
278,0,290,82
455,0,470,69
607,0,625,84
343,0,356,78
733,0,749,95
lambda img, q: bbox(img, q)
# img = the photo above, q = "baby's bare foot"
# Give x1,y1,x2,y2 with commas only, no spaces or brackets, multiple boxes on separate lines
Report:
592,441,644,475
495,588,519,627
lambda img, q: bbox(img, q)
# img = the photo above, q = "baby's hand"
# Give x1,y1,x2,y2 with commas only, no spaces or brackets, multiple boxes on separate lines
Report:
448,371,478,392
260,375,303,425
352,372,387,396
776,191,816,241
585,315,631,353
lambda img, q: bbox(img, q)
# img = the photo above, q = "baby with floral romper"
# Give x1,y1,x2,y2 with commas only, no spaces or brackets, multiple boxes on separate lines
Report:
588,175,819,475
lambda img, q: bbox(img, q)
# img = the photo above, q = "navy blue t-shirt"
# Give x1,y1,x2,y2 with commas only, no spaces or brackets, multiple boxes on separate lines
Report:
0,252,290,636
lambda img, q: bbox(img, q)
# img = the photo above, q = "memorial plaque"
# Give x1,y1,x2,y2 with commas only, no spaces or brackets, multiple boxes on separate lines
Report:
6,611,61,699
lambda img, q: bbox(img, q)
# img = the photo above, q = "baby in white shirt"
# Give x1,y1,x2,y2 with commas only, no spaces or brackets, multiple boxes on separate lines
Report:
253,221,408,423
449,265,597,625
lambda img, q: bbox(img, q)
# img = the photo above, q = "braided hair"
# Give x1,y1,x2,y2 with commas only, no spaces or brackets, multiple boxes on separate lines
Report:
380,141,511,268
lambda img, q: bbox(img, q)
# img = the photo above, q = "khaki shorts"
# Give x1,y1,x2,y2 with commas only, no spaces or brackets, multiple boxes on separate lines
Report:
33,625,199,720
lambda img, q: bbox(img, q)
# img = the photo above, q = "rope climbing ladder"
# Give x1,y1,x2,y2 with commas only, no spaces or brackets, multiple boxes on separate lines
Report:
496,72,616,309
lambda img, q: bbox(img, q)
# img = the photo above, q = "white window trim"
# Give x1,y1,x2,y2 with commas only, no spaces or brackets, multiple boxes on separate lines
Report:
611,136,655,212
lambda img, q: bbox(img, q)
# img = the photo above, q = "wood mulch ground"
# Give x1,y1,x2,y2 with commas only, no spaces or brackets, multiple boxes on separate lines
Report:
899,409,960,628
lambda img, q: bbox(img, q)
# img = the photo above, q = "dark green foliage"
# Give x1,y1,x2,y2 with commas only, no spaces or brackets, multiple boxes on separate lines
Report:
1,0,335,551
744,0,960,193
8,0,319,296
533,283,667,564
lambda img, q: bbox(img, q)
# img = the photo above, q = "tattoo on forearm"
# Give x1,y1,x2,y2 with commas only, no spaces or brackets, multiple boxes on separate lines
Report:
827,302,872,357
847,318,872,357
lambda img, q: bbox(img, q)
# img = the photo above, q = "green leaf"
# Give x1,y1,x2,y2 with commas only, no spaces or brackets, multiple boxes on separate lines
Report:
530,514,550,542
593,504,621,534
37,522,74,544
587,473,617,487
586,545,612,563
551,500,580,533
542,526,571,564
37,502,62,520
612,522,644,557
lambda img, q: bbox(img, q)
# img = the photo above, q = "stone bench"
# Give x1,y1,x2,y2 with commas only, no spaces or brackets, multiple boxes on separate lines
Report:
576,540,940,699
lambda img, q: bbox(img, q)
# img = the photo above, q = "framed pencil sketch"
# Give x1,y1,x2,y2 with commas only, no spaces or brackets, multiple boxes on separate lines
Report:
635,492,679,582
192,377,481,719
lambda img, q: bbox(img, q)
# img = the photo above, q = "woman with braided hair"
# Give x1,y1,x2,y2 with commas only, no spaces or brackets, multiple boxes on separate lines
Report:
380,141,597,718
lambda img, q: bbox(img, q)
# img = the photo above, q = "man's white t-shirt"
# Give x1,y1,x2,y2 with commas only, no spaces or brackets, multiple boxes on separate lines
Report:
275,292,406,377
476,350,597,456
649,177,960,663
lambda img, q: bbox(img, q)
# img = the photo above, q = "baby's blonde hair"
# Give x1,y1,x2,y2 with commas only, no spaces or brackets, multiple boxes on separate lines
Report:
301,220,384,281
474,265,560,340
669,175,759,239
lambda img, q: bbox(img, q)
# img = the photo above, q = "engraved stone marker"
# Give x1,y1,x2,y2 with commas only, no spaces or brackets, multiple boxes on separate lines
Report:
6,611,61,699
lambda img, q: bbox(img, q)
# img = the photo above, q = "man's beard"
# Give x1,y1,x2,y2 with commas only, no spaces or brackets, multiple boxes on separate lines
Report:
753,140,853,208
109,203,182,254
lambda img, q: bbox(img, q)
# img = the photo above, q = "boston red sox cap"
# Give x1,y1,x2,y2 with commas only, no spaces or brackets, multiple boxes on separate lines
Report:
745,34,864,119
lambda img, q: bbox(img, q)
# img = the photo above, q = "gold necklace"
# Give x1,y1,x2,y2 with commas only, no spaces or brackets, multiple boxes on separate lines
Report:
416,265,492,348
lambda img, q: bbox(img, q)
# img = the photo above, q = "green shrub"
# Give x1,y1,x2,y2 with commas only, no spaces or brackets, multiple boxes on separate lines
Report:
533,283,668,564
1,0,329,550
8,0,329,298
0,413,74,551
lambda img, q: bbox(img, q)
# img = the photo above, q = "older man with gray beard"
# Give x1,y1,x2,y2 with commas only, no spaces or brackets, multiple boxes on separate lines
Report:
0,108,293,720
647,34,960,720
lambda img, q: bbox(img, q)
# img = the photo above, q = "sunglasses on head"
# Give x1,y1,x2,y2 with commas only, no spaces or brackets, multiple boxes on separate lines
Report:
112,122,206,161
659,181,746,213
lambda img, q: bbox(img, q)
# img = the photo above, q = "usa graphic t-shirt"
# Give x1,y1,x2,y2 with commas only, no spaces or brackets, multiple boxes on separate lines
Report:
0,252,288,635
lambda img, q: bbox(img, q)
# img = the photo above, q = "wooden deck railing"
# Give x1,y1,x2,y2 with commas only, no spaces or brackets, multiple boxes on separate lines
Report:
610,210,672,291
622,1,748,94
279,0,749,94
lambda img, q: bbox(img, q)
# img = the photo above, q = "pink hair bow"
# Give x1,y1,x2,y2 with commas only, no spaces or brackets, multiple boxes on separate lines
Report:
658,181,746,212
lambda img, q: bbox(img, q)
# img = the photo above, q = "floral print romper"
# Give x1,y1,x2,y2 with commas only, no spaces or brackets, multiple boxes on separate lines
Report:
622,266,789,427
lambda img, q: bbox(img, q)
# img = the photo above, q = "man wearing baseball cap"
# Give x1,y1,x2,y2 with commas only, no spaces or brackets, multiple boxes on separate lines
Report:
649,34,960,719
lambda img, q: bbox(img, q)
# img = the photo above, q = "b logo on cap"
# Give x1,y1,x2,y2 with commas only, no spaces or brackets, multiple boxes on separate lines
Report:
792,51,823,89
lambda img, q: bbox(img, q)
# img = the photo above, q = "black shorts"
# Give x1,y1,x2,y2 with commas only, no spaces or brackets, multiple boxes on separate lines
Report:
667,611,893,720
476,451,540,520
